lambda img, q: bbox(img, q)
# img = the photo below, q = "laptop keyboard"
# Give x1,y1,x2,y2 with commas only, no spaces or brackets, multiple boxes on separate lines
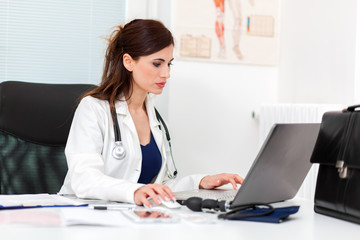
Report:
174,189,237,201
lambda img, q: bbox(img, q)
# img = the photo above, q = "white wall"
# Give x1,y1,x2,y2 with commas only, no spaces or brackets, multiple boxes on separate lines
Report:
355,1,360,104
278,0,358,105
169,61,278,178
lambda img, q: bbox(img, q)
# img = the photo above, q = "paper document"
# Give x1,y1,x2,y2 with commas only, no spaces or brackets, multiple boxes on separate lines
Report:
0,194,87,209
61,207,132,226
0,194,133,227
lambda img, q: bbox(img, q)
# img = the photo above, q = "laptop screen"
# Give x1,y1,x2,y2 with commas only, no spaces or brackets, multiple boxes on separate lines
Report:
231,123,320,208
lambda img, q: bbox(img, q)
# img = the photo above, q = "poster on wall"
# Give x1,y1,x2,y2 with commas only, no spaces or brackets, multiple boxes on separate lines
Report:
172,0,280,66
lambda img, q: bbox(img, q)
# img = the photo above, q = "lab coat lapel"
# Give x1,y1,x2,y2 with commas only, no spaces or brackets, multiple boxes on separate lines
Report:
146,95,164,155
146,94,170,184
114,97,138,140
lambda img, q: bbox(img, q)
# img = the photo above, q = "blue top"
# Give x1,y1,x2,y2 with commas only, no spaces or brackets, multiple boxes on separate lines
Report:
137,132,162,184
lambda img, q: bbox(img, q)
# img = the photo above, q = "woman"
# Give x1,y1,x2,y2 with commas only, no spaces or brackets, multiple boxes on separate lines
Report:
59,19,243,208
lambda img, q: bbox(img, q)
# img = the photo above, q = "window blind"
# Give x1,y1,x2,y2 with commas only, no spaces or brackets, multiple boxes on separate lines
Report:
0,0,127,84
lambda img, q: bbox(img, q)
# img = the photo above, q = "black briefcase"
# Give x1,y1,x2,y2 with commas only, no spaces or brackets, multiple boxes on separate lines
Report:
310,104,360,224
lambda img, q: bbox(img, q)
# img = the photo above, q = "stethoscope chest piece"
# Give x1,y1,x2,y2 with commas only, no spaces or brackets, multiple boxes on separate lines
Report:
113,141,126,160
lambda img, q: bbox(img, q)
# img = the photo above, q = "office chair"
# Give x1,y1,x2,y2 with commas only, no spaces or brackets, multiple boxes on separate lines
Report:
0,81,96,194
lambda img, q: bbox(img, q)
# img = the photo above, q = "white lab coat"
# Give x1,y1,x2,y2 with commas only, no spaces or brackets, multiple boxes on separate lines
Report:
59,95,205,203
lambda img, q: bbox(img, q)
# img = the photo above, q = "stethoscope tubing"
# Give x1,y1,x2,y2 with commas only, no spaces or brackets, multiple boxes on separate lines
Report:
110,103,178,178
111,106,121,142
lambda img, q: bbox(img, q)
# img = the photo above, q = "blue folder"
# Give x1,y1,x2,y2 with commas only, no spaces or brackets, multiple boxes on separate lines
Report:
220,206,300,223
0,204,88,210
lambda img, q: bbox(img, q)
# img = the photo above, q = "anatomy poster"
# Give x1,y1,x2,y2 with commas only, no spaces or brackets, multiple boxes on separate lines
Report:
172,0,279,65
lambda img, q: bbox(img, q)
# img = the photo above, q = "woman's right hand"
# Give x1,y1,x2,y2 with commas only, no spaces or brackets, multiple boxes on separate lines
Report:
134,183,176,208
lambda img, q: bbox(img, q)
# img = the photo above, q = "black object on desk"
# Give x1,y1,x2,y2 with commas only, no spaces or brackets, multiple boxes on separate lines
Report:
310,104,360,224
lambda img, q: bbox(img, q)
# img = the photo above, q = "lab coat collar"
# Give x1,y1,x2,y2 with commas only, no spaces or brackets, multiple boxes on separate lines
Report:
114,95,129,116
113,94,161,128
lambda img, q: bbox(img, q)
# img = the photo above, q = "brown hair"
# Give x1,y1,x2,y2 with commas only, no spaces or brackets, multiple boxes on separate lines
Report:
85,19,174,110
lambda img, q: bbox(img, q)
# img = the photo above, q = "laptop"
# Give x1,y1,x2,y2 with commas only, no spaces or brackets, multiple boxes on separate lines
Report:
174,123,320,208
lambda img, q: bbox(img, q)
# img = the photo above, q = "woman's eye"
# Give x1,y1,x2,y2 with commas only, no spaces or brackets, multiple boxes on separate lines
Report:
153,62,161,67
168,62,173,67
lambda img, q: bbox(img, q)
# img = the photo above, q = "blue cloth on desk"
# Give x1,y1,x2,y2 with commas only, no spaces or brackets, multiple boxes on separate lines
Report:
221,206,300,223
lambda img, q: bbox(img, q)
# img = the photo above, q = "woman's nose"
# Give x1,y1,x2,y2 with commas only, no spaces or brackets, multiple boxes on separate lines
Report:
161,66,171,79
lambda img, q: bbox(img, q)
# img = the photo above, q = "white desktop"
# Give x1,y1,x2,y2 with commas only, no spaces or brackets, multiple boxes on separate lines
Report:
0,197,359,240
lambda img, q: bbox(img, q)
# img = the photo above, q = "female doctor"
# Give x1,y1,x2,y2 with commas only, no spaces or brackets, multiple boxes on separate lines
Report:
59,19,243,208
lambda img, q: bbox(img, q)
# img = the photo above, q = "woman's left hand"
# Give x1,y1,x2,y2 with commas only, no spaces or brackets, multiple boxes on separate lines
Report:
199,173,244,190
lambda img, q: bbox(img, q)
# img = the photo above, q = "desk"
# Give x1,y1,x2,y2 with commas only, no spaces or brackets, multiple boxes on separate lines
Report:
0,198,359,240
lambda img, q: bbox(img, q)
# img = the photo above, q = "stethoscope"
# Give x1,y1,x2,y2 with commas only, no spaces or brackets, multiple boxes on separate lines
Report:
110,104,178,179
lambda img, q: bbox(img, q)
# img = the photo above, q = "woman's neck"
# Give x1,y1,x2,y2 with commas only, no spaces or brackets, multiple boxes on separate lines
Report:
126,90,147,112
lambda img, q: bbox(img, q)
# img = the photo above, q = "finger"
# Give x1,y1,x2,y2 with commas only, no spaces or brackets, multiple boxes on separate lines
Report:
138,185,161,206
151,185,169,202
140,195,153,208
147,190,162,205
228,177,238,190
235,175,244,184
151,185,175,202
161,186,176,201
134,187,149,206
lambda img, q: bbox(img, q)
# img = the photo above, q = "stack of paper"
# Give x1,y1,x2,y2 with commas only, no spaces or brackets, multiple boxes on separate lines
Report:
0,194,87,210
0,194,133,227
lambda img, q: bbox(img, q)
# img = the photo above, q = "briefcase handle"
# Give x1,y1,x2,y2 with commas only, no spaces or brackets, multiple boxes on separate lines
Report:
343,104,360,112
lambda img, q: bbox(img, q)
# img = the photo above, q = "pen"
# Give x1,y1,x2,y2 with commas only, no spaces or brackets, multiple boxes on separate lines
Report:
89,204,136,210
57,193,77,197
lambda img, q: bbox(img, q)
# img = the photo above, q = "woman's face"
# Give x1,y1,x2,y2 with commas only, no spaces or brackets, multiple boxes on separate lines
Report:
130,45,174,95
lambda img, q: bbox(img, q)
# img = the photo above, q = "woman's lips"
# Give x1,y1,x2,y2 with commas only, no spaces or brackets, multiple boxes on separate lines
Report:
156,82,166,88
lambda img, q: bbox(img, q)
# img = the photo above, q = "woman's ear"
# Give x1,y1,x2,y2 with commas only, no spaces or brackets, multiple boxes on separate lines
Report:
123,53,134,72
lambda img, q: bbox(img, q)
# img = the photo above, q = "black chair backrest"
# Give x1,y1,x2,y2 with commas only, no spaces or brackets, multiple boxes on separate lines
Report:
0,81,96,194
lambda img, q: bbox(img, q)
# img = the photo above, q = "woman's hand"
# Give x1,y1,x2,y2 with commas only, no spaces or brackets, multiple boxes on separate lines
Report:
199,173,244,190
134,183,176,208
